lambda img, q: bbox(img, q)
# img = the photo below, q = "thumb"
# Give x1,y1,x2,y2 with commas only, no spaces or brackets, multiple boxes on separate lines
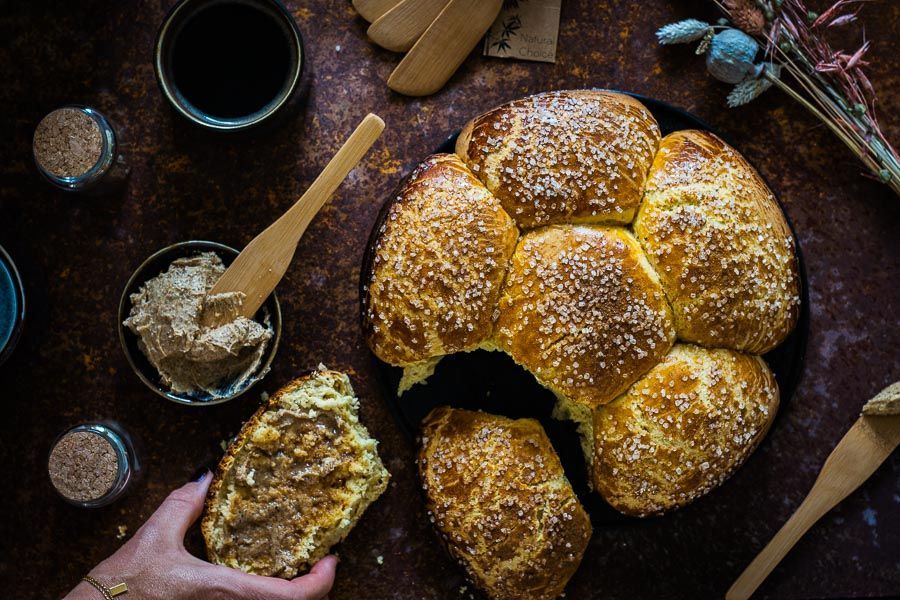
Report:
142,471,212,547
213,555,338,600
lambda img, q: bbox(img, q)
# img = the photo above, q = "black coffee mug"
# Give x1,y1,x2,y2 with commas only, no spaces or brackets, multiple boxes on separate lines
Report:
154,0,304,132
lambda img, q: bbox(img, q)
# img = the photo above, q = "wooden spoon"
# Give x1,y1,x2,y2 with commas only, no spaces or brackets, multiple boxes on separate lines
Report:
352,0,404,23
387,0,502,96
726,382,900,600
368,0,451,53
207,114,385,318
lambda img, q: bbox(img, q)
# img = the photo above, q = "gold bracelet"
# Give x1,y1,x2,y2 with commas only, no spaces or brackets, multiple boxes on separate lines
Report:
81,575,128,599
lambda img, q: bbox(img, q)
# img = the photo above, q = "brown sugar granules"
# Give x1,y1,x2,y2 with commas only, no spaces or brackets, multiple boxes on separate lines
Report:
33,108,103,178
48,431,119,501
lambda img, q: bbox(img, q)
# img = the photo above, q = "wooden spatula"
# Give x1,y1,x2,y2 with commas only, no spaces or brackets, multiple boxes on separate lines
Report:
353,0,404,23
368,0,451,53
726,382,900,600
207,114,385,318
387,0,502,96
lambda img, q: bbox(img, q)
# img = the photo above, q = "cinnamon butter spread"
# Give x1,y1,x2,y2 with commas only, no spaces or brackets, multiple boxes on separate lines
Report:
222,409,348,574
124,252,272,398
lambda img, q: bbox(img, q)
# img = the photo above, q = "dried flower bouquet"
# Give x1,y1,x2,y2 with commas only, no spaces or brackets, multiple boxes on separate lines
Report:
658,0,899,195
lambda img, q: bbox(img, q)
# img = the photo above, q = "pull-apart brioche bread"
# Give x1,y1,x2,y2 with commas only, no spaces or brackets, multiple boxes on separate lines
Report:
202,369,390,578
495,225,675,417
364,92,799,520
456,90,661,228
634,130,800,354
593,344,778,516
362,153,518,393
419,407,591,600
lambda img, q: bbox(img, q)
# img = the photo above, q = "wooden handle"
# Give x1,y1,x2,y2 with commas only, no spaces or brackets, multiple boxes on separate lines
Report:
209,114,385,317
727,416,899,599
278,113,385,242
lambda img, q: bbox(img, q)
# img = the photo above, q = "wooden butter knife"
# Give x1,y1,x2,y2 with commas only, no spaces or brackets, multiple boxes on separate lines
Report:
387,0,502,96
353,0,404,23
207,114,385,318
726,381,900,600
368,0,451,53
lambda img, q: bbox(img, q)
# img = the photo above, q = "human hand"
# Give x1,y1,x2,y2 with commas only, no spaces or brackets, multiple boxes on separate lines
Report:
65,472,337,600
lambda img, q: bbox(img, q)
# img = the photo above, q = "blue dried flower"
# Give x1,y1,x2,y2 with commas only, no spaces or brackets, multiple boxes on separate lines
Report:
656,20,712,45
727,64,781,107
706,29,759,84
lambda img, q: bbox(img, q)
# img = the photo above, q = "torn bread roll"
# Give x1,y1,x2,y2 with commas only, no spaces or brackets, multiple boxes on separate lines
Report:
202,369,390,577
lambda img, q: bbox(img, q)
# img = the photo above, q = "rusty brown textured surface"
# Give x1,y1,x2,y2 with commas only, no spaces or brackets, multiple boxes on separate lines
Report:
0,0,897,598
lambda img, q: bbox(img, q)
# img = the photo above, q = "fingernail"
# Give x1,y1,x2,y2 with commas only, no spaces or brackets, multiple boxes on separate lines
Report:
191,468,211,482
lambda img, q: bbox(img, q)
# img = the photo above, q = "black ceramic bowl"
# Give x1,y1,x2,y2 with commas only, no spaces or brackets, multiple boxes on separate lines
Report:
154,0,304,132
118,241,281,406
361,92,809,524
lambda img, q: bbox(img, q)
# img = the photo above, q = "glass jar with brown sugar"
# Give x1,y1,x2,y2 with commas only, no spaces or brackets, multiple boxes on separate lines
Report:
47,422,140,508
32,106,129,194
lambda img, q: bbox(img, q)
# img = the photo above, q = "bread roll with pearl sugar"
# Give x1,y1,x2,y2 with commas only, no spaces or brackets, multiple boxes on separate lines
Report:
634,130,800,354
494,225,676,418
456,90,661,228
419,407,591,600
362,154,519,392
593,344,778,516
202,370,389,577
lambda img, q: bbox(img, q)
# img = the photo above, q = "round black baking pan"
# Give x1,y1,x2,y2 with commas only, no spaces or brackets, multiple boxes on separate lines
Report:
361,92,809,525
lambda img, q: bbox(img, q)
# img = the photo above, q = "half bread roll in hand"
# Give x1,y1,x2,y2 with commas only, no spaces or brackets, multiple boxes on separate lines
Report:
202,369,390,578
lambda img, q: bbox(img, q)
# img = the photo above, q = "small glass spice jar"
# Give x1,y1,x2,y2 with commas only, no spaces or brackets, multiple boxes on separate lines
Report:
32,105,129,194
48,422,141,508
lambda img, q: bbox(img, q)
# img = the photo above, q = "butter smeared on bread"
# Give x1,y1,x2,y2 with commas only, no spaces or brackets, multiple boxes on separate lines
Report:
419,407,591,600
202,369,389,578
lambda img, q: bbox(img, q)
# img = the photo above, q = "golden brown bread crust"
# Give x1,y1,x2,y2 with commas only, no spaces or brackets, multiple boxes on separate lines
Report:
592,344,779,516
201,370,389,578
362,153,519,366
494,224,676,409
419,407,591,600
633,130,800,354
360,96,799,520
456,90,661,229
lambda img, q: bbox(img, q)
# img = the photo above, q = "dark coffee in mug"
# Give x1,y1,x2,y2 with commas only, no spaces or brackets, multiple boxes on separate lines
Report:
166,0,298,122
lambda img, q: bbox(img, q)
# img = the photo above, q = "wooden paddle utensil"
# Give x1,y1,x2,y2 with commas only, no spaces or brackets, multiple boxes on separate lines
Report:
368,0,451,53
352,0,404,23
726,382,900,600
387,0,502,96
207,114,385,318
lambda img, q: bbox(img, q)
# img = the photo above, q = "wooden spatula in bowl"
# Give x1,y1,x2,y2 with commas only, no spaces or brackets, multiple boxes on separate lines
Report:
726,381,900,600
207,114,385,318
